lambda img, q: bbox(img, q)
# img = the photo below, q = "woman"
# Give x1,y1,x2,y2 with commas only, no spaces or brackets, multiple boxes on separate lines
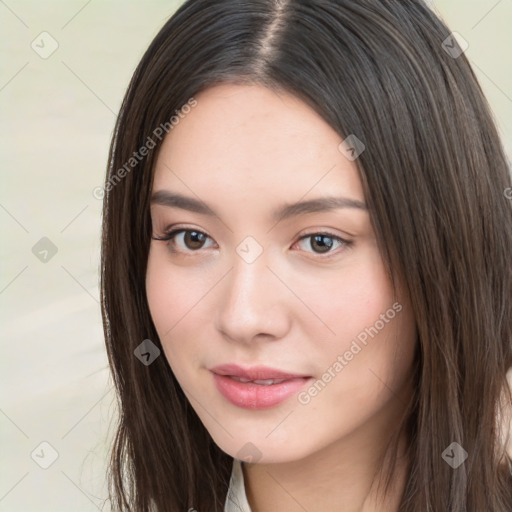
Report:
100,1,512,510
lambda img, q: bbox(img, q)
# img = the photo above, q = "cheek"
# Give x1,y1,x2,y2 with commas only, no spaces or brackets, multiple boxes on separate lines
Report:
145,246,228,385
298,245,416,399
146,245,214,329
145,249,199,365
301,246,396,348
146,253,178,336
314,293,415,415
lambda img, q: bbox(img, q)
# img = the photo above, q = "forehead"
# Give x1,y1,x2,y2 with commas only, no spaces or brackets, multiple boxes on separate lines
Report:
152,83,364,208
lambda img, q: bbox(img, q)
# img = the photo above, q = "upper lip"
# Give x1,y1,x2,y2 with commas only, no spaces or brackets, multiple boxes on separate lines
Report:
210,364,310,381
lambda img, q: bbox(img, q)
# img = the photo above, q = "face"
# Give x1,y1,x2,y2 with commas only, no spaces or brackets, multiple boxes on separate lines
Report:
146,83,417,464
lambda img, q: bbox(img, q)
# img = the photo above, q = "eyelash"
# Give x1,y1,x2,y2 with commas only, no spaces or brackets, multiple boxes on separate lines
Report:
152,227,353,259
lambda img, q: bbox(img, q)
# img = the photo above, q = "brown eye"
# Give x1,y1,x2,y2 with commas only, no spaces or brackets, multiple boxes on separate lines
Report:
309,234,335,253
295,232,352,258
152,229,214,253
182,230,207,250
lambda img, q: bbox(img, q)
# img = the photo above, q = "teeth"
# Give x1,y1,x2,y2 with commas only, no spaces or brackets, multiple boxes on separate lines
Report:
233,376,252,383
230,376,285,385
253,379,284,385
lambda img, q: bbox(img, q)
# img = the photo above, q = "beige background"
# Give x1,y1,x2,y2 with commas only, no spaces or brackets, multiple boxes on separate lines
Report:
0,1,510,510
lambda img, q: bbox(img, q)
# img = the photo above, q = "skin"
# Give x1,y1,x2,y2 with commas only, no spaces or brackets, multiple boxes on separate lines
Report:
146,83,417,511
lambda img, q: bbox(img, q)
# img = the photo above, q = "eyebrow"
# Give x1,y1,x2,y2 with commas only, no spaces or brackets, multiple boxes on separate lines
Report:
150,190,367,223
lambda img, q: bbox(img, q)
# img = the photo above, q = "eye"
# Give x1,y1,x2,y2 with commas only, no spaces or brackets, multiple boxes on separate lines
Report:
152,228,215,253
152,227,352,258
293,232,352,258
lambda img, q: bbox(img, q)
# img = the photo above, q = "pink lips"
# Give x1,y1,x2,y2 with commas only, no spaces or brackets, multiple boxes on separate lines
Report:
210,364,311,410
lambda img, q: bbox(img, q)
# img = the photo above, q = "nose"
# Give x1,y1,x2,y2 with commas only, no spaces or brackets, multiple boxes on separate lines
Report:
215,250,292,345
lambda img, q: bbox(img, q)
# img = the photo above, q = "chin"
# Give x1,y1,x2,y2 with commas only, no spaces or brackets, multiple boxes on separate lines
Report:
206,423,316,464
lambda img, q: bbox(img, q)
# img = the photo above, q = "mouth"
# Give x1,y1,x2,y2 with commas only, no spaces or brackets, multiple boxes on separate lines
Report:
210,364,312,410
228,376,289,385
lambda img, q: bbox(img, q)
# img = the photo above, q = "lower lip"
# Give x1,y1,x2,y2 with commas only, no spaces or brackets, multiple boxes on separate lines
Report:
212,373,311,410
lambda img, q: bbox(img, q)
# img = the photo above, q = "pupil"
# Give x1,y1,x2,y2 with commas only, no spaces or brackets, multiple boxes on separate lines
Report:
186,231,205,250
311,235,333,253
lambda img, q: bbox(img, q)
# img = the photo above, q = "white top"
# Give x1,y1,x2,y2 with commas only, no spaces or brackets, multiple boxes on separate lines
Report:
224,459,252,512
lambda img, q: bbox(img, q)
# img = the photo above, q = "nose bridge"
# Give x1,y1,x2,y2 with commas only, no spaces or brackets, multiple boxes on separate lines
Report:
215,241,290,342
226,246,272,314
227,233,271,300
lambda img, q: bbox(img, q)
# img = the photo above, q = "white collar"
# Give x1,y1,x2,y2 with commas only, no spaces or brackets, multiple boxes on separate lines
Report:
224,459,252,512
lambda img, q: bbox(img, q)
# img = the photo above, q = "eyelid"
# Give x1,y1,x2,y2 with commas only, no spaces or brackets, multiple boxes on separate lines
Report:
152,226,216,250
296,226,353,241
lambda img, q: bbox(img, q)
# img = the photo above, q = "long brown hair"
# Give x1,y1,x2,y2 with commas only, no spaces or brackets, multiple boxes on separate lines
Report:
100,0,512,510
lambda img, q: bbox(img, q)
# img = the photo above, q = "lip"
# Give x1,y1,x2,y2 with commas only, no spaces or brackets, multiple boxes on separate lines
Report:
211,363,310,381
210,364,312,410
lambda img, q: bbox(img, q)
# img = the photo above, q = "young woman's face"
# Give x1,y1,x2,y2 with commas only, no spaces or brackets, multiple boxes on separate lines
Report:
146,83,417,463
